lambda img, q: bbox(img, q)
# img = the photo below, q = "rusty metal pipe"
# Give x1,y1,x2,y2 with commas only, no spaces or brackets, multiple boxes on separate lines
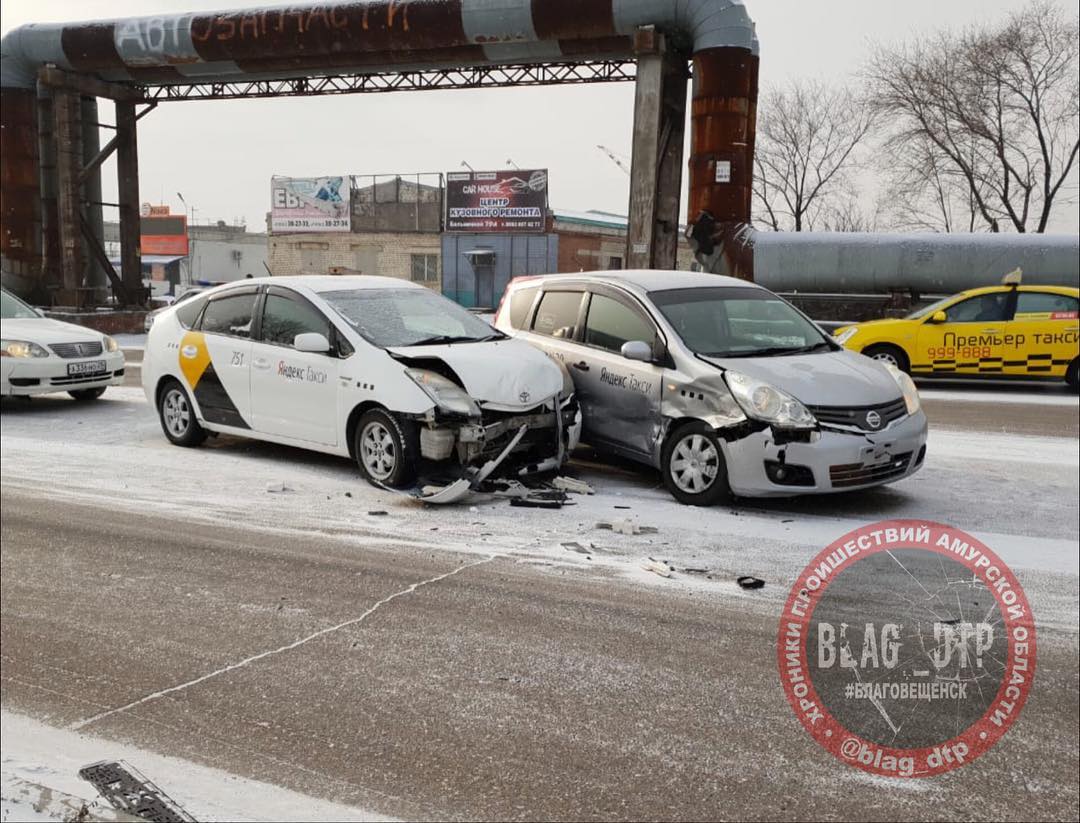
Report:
1,1,760,288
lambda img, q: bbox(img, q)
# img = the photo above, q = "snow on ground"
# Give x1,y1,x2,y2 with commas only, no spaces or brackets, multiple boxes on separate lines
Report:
919,386,1078,407
2,387,1077,630
0,711,390,822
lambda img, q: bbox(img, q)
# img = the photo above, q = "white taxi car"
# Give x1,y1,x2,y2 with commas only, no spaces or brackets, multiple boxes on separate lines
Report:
1,287,125,401
141,276,580,495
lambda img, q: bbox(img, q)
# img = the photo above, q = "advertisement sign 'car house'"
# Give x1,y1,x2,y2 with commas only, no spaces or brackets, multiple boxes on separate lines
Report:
446,170,548,233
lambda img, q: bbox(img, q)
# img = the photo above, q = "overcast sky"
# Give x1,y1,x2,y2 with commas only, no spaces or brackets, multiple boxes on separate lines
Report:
2,0,1077,233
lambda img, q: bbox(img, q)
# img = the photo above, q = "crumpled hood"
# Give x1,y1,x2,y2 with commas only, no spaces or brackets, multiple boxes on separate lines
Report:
701,349,903,407
388,338,564,410
1,317,106,345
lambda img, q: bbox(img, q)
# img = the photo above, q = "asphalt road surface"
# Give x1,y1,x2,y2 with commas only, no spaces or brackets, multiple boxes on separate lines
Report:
2,375,1078,821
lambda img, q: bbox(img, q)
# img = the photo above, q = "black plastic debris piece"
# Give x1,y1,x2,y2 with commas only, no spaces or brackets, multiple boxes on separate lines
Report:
510,496,563,509
614,505,632,510
79,760,196,822
367,510,388,516
561,542,590,554
683,567,710,575
736,575,765,590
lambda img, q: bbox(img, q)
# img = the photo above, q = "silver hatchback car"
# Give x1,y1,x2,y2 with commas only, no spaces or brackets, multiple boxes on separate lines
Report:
494,271,928,506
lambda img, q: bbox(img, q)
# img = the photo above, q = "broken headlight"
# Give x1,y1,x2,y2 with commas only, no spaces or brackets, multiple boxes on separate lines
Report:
724,371,816,429
405,368,480,417
884,363,921,414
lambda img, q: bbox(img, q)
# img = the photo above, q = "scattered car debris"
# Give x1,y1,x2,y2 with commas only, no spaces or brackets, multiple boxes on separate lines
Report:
736,575,765,590
642,557,675,578
510,492,566,509
683,567,710,575
613,505,632,510
551,476,594,495
79,760,196,823
367,510,388,516
561,542,591,554
265,481,291,493
596,519,658,536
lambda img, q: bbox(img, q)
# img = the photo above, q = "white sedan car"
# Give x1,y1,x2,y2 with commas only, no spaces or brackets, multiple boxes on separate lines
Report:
1,287,125,401
141,276,580,497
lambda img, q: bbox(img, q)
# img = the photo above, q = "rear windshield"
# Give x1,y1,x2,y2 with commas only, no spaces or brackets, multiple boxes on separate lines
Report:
649,286,832,357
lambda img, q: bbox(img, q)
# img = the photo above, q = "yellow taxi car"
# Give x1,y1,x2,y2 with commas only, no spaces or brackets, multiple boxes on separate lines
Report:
833,278,1079,389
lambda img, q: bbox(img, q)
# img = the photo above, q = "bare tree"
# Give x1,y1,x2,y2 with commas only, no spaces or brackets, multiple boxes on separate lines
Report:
752,80,876,232
868,1,1079,233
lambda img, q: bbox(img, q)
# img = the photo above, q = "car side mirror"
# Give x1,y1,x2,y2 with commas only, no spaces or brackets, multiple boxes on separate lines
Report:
621,340,653,363
928,311,947,324
294,332,331,353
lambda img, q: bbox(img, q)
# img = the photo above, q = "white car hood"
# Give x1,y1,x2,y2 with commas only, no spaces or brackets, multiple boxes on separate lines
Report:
702,349,903,407
388,338,564,411
1,317,105,345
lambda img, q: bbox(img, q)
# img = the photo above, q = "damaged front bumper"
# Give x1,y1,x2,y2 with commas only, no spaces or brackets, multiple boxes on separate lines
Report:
412,395,583,503
720,410,928,497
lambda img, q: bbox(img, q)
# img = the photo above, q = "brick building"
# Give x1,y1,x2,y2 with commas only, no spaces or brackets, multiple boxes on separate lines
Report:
552,209,698,273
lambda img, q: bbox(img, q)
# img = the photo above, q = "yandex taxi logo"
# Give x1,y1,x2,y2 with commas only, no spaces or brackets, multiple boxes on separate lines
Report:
178,331,211,389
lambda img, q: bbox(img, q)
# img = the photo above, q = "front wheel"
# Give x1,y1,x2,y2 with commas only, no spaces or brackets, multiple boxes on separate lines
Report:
354,409,418,489
69,387,106,401
862,344,910,374
157,379,206,447
1067,359,1079,392
661,423,732,506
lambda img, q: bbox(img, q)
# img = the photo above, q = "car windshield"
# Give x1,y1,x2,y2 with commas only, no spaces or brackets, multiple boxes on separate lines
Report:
649,286,833,358
905,294,960,320
1,289,40,319
321,287,503,348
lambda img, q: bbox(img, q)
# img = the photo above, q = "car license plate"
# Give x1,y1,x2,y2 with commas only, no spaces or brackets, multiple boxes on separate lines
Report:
67,360,107,377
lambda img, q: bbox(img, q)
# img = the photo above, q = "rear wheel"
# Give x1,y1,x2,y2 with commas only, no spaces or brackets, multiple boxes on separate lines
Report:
69,387,106,401
354,409,418,489
661,422,732,507
157,379,206,447
862,343,910,374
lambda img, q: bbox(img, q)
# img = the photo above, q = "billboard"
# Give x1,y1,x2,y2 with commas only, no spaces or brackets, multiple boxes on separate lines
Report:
445,169,548,233
140,213,188,255
271,176,351,233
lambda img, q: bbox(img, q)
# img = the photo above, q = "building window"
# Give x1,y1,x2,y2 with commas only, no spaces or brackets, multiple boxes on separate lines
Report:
411,254,439,283
607,256,623,270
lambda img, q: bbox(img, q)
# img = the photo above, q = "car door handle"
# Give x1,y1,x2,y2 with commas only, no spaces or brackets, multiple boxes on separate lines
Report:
253,357,270,370
571,361,590,372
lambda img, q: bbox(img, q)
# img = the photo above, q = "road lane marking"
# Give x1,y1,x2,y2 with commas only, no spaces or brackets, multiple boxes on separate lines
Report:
69,554,498,732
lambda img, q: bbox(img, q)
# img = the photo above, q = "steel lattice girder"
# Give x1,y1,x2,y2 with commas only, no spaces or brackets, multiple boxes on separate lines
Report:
143,60,639,102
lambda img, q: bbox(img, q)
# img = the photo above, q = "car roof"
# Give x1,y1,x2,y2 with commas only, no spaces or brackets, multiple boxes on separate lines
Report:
956,284,1080,298
216,275,425,295
514,269,760,294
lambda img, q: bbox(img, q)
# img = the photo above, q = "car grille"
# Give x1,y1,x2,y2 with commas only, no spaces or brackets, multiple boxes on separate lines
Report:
830,452,913,488
49,341,103,359
808,398,907,432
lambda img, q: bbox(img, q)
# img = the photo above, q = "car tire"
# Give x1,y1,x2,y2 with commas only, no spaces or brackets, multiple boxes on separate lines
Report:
69,387,106,401
1067,359,1079,392
661,422,732,507
354,408,419,489
862,344,910,374
157,379,206,447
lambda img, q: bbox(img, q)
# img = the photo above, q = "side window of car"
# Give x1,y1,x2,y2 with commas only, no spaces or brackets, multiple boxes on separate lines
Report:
584,293,657,353
1014,292,1079,319
199,293,256,338
261,292,331,347
507,286,539,330
532,291,584,339
945,293,1009,323
175,296,207,329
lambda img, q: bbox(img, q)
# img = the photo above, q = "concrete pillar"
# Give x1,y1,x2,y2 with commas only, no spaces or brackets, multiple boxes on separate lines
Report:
626,27,688,271
115,100,142,305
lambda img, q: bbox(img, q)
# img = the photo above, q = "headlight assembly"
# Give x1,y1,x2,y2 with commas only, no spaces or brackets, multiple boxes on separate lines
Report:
834,327,858,346
405,368,480,417
103,335,120,353
0,339,50,358
884,364,921,415
724,371,816,429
